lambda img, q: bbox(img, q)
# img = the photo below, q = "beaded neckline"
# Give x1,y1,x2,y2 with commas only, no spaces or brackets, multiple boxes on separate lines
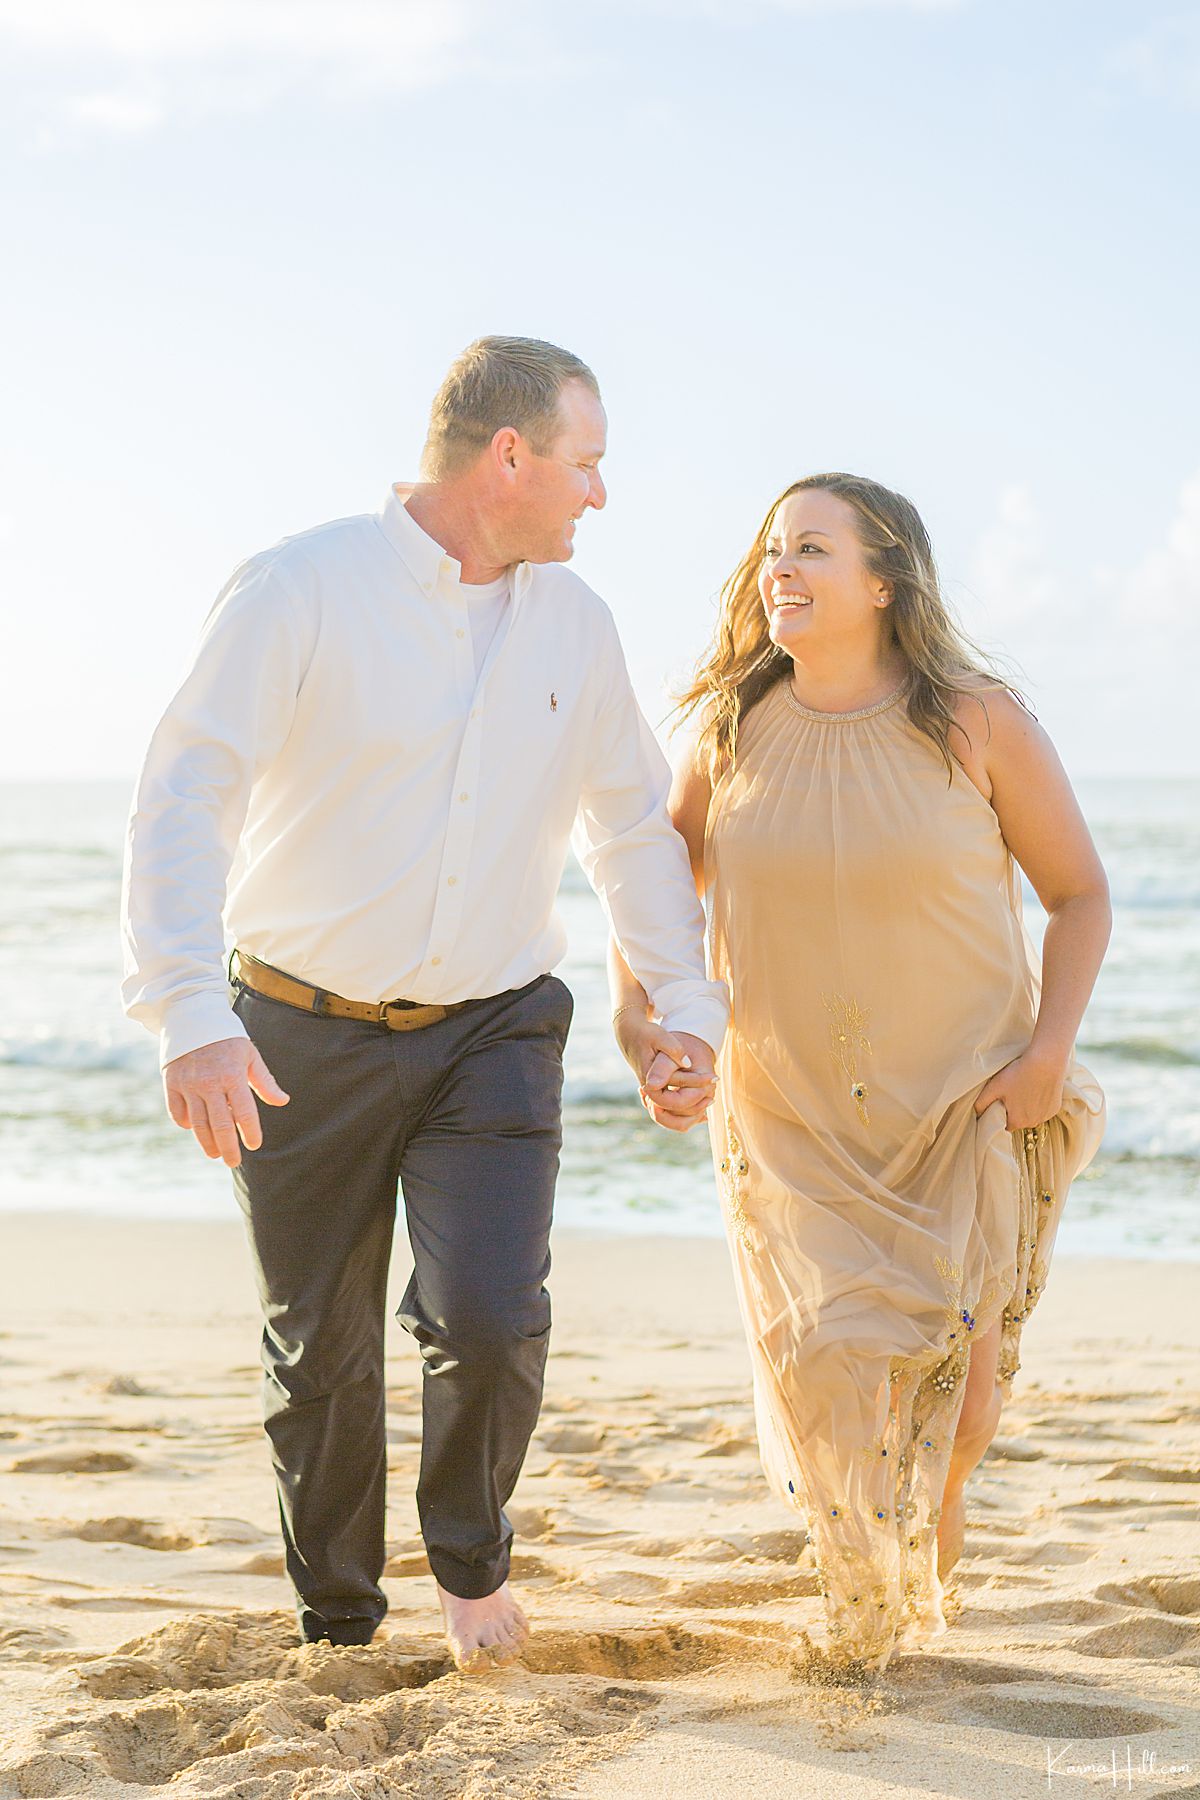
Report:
781,680,910,723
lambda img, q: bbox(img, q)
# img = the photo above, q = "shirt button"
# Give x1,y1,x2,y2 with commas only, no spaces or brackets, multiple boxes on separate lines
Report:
459,792,469,803
456,628,465,639
431,956,442,967
447,876,457,886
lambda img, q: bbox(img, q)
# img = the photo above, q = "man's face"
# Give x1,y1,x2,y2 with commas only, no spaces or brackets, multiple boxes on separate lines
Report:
509,379,608,563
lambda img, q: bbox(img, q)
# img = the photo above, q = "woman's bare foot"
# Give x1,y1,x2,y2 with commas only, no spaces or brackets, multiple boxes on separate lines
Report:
936,1488,965,1582
437,1579,530,1674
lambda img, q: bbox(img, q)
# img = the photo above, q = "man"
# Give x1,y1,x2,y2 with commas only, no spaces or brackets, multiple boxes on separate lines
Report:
121,336,726,1673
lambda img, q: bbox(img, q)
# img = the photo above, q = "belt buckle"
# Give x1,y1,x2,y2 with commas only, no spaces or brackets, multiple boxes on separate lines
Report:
379,998,420,1031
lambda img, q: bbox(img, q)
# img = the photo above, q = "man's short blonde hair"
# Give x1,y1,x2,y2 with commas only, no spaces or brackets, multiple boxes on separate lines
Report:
420,336,599,481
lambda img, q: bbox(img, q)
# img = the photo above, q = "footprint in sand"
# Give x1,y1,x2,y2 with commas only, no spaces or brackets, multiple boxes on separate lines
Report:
982,1437,1045,1462
520,1622,762,1679
508,1553,562,1582
991,1539,1095,1568
1073,1615,1200,1661
656,1413,753,1448
537,1423,611,1454
568,1460,658,1494
65,1517,197,1551
965,1597,1121,1628
1140,1403,1200,1426
586,1570,675,1601
886,1653,1042,1687
382,1547,561,1585
1075,1574,1200,1660
0,1623,71,1657
199,1519,275,1546
1064,1495,1143,1512
619,1534,743,1564
920,1692,1171,1738
505,1504,557,1542
696,1436,757,1459
239,1553,286,1576
381,1545,577,1584
49,1594,207,1614
725,1529,810,1562
579,1557,822,1608
383,1551,431,1580
1096,1574,1200,1615
1100,1461,1200,1484
669,1570,823,1607
10,1449,138,1474
957,1569,1047,1589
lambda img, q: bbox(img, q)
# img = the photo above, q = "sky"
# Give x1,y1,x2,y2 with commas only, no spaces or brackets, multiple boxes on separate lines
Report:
1,0,1197,781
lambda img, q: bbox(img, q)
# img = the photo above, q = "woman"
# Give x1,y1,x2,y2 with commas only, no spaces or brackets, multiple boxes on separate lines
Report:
609,473,1108,1668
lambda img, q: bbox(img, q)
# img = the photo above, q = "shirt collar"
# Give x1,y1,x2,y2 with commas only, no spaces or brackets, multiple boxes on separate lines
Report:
378,483,532,600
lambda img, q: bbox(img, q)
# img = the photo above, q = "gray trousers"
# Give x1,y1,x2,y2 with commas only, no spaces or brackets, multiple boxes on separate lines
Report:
229,971,573,1645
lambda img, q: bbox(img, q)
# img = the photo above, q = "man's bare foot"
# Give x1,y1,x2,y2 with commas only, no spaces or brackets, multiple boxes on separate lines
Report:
437,1579,530,1675
936,1489,965,1582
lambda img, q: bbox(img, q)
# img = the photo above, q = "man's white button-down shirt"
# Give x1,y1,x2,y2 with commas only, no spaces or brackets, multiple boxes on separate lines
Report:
121,485,729,1067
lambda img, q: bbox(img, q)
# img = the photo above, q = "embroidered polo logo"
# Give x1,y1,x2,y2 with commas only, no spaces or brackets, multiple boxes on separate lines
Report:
550,692,557,712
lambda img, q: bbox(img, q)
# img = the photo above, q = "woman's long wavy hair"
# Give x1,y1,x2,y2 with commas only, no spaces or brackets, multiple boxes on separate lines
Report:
676,473,1025,778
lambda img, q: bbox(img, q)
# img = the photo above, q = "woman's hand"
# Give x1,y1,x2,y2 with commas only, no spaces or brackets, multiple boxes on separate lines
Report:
974,1045,1067,1130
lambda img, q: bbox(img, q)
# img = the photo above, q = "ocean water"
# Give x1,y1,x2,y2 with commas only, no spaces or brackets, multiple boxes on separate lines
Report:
1,778,1197,1258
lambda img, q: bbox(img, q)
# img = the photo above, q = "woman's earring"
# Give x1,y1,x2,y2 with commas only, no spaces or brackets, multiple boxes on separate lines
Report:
877,594,890,606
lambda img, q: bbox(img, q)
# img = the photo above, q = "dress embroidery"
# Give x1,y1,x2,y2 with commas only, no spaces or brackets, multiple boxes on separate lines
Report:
719,1115,755,1254
998,1123,1056,1385
823,993,872,1126
779,1202,1039,1666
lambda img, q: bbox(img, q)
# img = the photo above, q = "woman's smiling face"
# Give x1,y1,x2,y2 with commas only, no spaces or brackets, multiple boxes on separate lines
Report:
759,488,891,651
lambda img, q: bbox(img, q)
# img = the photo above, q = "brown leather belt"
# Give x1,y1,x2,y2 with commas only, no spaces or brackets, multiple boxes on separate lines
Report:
230,949,466,1032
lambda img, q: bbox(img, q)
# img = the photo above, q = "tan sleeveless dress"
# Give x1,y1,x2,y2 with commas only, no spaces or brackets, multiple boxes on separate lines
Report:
704,678,1105,1667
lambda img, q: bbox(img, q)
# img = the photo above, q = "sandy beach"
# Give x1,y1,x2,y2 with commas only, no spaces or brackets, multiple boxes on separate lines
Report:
0,1216,1197,1799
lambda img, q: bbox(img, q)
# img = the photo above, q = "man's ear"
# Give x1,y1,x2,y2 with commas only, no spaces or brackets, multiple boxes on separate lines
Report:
491,427,522,475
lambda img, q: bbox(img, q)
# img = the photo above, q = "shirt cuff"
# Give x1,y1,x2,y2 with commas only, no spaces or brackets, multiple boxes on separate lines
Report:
158,989,249,1069
658,995,729,1060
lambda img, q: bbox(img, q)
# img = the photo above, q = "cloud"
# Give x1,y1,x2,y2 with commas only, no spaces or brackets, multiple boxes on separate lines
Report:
0,0,960,45
2,0,967,140
1,0,477,139
965,482,1064,635
961,472,1200,768
0,0,471,65
1114,467,1200,634
959,482,1085,703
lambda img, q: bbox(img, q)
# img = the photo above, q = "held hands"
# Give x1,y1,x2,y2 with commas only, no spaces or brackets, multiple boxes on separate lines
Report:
615,1010,717,1134
973,1044,1067,1131
163,1037,290,1168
